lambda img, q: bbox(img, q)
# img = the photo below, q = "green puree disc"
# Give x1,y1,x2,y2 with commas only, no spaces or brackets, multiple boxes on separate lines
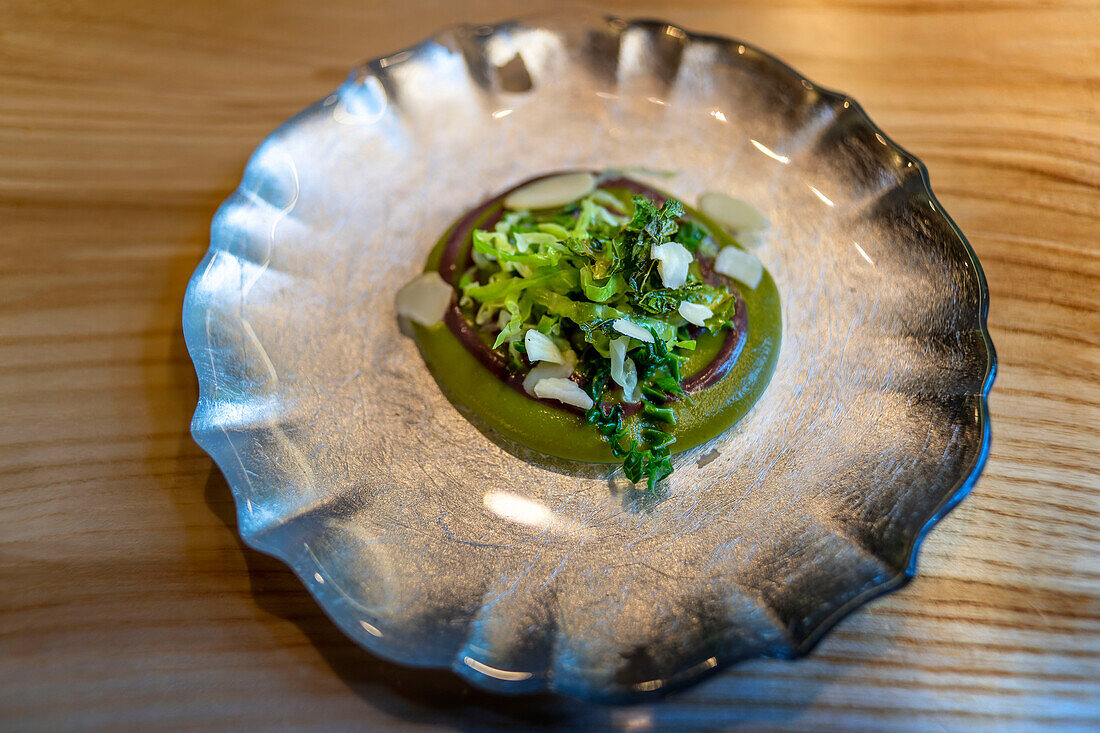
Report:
412,184,782,464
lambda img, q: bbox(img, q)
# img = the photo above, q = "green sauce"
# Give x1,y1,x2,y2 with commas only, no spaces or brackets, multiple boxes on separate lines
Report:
411,180,782,465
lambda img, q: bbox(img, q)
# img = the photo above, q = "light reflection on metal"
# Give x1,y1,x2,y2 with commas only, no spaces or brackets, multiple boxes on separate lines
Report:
751,139,790,164
853,242,875,266
809,185,835,207
484,491,552,529
483,490,587,536
613,709,655,731
491,108,513,119
334,76,388,126
378,50,412,68
710,109,728,122
359,620,383,637
463,656,533,681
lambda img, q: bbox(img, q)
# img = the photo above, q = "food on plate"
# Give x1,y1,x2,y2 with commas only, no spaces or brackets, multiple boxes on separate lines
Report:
397,172,781,491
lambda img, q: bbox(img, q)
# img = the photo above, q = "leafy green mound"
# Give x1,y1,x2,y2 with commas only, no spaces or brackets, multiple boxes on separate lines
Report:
457,190,739,490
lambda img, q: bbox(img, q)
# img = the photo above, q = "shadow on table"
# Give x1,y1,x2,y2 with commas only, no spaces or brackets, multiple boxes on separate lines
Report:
200,466,840,731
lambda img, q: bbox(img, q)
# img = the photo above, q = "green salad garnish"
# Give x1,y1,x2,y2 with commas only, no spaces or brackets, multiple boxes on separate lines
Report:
458,189,741,491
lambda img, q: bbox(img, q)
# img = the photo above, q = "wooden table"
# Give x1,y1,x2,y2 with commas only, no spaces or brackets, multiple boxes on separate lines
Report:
3,1,1098,730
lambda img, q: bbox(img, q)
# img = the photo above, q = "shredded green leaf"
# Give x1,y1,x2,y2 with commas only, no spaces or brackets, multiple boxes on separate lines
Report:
459,186,740,491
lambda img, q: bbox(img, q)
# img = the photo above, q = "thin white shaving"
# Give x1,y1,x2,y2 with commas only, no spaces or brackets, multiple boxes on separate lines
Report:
677,301,713,327
523,350,576,395
612,319,654,343
503,172,596,211
533,378,594,409
714,246,764,289
698,192,771,232
650,242,692,289
524,329,563,364
395,272,452,327
619,358,639,403
609,336,629,389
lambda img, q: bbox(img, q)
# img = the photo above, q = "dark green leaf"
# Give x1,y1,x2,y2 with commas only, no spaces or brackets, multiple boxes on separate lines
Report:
643,403,676,425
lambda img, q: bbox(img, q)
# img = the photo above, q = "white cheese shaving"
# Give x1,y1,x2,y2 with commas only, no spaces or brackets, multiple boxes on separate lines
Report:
523,350,576,395
650,241,692,289
395,272,452,326
609,336,629,389
607,337,639,401
714,246,764,289
503,172,596,211
619,357,640,404
698,191,771,232
677,301,713,327
533,377,594,410
524,329,564,364
612,318,654,343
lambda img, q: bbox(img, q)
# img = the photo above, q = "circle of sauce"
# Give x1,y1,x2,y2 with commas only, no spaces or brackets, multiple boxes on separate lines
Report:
436,172,749,414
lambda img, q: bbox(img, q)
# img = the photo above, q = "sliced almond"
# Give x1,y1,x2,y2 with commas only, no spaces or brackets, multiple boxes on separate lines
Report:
714,246,764,289
612,319,655,343
677,301,713,327
533,377,594,410
503,172,596,211
699,191,770,232
522,350,576,395
524,329,564,364
395,272,453,326
650,241,692,289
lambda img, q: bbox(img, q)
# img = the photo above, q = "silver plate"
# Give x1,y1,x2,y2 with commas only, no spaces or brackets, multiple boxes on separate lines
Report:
183,12,996,701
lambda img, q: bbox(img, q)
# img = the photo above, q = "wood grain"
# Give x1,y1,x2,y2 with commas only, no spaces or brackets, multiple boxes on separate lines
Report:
1,1,1098,730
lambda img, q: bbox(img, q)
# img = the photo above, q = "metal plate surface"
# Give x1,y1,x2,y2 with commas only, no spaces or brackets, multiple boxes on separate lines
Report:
183,13,995,701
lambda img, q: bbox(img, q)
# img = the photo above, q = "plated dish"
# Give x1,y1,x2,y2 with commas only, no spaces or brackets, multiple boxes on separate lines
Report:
399,172,781,489
183,13,995,701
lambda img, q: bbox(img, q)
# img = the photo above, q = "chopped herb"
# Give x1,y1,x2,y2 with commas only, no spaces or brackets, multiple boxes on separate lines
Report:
461,186,739,491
